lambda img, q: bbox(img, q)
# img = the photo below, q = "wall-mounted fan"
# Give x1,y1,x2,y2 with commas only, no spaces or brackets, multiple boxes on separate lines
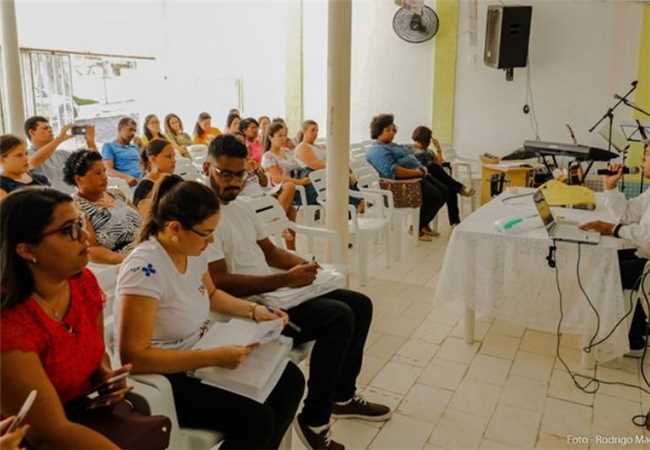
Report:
393,4,439,43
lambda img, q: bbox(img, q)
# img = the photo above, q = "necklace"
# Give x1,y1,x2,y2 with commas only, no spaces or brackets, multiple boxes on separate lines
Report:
32,292,65,321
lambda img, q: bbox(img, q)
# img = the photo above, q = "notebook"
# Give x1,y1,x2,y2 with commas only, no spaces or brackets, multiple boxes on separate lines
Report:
250,268,346,310
190,318,291,403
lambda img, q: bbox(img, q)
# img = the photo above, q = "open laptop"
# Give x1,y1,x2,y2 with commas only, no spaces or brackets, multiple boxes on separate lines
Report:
533,190,601,245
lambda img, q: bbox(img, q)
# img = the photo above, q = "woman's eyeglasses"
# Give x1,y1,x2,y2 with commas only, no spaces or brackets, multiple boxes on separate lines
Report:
41,218,86,242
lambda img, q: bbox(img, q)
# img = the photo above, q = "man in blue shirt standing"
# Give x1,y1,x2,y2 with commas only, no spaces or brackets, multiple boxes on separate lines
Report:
366,113,447,241
102,117,142,186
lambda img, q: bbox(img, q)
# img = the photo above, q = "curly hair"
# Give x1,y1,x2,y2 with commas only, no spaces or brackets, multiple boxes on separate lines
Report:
63,149,103,186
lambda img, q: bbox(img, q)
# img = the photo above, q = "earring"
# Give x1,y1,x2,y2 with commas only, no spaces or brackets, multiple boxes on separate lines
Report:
31,257,37,264
171,236,179,243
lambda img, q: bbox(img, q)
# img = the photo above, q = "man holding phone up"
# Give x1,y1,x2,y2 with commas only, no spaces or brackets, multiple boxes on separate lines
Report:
24,116,97,186
581,139,650,355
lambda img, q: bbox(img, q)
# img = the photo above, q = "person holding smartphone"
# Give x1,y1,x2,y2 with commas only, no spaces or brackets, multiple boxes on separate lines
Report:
116,175,304,450
0,187,138,449
23,116,97,187
0,415,29,450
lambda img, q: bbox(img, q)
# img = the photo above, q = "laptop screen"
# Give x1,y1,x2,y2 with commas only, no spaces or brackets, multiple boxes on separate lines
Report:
533,190,555,231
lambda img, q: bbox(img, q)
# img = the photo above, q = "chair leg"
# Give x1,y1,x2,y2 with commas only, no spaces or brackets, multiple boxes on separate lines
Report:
411,209,420,246
383,226,391,268
392,214,402,262
431,214,439,233
358,233,368,286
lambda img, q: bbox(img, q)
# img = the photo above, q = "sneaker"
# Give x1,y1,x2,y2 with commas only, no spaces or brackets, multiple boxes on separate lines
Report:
331,394,392,422
294,416,344,450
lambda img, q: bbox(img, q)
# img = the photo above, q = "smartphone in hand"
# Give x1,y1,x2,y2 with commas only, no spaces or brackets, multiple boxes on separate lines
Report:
4,390,37,435
71,125,88,136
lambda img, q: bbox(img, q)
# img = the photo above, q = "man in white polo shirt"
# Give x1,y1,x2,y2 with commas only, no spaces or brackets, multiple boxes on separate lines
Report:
204,135,391,450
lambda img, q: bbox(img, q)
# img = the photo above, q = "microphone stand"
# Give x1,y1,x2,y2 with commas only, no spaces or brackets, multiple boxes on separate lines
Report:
589,80,638,193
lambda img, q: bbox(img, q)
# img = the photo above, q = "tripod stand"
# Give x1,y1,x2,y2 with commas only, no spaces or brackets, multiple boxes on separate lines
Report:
589,80,638,193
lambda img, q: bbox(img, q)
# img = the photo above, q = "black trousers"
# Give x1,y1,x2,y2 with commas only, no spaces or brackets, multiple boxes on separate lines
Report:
618,249,648,345
283,289,373,427
165,362,304,450
420,177,448,230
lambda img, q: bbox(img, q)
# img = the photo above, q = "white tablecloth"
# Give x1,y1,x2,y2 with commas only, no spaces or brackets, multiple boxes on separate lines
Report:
434,188,634,362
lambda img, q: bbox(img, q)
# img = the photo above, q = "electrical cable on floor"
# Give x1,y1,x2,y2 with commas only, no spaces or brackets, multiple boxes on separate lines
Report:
549,241,650,428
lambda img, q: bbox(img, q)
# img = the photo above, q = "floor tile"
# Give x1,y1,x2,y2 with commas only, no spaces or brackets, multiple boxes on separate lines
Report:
370,361,422,395
449,379,502,418
451,320,491,341
331,419,380,450
487,319,526,339
540,398,592,437
480,334,521,360
436,336,481,364
418,357,468,391
520,330,558,357
397,383,453,423
535,432,588,449
466,354,512,386
395,338,440,368
484,404,541,448
412,320,455,345
500,374,547,412
358,355,389,386
548,369,595,406
366,334,408,359
368,414,434,450
510,350,555,382
429,408,489,450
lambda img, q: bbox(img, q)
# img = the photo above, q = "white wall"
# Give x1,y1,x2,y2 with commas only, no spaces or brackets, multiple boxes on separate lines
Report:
453,0,644,159
350,0,436,144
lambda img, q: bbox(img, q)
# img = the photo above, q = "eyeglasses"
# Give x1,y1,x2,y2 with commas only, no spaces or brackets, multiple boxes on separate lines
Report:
41,218,86,241
188,227,212,238
211,166,247,182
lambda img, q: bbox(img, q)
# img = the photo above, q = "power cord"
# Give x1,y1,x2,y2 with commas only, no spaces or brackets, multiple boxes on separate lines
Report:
549,241,650,429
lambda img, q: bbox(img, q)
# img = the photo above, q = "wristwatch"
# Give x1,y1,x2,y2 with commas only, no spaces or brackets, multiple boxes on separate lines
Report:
613,224,623,238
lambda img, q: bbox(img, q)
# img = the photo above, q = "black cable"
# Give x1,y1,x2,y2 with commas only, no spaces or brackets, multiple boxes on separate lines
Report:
501,191,535,203
575,243,600,354
551,244,650,414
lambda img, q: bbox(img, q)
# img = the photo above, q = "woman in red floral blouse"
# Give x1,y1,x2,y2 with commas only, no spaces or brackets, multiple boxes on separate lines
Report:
0,187,131,449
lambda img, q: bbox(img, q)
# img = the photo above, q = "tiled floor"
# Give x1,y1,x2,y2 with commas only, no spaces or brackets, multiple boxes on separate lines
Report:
290,212,650,450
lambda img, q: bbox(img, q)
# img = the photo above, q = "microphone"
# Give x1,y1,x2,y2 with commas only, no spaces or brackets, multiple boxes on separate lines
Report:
596,167,640,175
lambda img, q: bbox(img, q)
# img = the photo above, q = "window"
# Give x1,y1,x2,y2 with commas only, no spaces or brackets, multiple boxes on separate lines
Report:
21,48,155,142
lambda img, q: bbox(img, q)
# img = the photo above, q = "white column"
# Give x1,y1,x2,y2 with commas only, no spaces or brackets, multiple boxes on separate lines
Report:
0,0,26,135
325,0,352,266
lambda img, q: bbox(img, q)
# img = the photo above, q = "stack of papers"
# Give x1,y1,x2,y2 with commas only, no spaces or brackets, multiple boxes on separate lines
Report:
191,318,291,403
251,269,346,309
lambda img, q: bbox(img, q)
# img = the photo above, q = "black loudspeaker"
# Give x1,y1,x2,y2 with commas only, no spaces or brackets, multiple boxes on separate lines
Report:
484,5,532,70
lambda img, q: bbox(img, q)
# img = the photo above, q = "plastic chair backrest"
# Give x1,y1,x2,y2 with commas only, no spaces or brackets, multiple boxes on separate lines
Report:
307,169,328,202
247,196,290,241
174,157,201,181
187,145,208,163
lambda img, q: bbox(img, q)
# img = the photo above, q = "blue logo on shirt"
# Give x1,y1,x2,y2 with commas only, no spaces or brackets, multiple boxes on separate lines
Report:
142,264,157,277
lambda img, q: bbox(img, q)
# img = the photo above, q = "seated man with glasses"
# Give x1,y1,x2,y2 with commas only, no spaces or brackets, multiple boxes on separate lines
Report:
203,135,392,450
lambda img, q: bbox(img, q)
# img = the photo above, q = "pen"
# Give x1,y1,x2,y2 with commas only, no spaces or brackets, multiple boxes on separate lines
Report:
266,305,302,333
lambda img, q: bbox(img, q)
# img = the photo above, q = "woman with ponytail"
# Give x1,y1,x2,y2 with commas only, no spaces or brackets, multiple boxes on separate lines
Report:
133,139,176,214
116,175,304,450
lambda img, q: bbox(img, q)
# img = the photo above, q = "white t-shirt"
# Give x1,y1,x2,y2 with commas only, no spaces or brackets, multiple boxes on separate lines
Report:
204,199,272,276
115,237,211,349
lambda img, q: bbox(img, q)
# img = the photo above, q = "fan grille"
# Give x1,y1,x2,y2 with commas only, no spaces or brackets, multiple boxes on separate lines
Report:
392,5,439,43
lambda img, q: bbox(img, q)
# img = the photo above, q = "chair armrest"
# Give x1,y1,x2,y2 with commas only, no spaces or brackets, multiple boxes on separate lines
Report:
291,224,343,263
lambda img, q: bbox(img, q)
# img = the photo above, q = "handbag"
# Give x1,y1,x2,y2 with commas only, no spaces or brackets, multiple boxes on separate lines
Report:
66,399,171,450
379,178,423,208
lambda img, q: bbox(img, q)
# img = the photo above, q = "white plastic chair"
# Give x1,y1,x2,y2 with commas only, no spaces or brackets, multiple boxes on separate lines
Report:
246,195,344,268
187,144,209,163
349,154,432,260
107,177,131,200
443,145,479,214
307,169,391,286
175,157,205,182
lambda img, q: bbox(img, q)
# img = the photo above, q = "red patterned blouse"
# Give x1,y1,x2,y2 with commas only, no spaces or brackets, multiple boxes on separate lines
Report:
0,269,106,404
